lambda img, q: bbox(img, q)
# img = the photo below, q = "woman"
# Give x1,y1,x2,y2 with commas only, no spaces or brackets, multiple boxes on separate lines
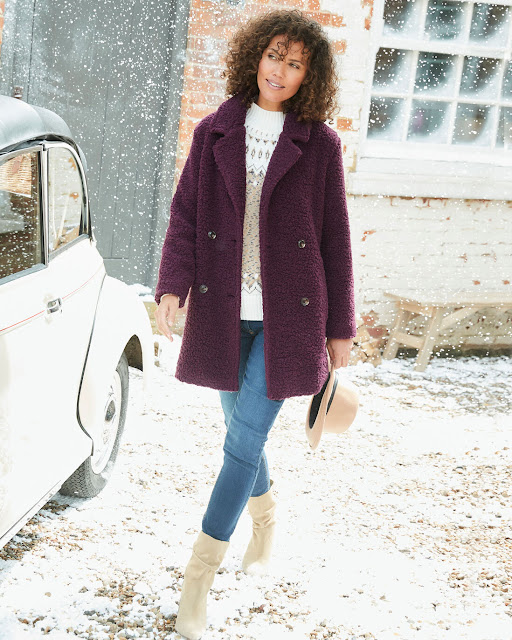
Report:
154,9,356,639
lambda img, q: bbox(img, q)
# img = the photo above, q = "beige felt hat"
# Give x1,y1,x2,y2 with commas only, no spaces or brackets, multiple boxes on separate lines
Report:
305,360,359,450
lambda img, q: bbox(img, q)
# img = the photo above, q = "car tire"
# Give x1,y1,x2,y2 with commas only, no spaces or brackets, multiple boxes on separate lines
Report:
59,352,129,499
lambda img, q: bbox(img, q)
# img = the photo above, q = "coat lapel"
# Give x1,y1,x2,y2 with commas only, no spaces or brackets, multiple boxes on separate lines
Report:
212,124,247,223
210,93,312,221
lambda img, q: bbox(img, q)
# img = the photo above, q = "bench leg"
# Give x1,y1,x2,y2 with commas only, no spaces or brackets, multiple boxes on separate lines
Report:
414,308,444,372
383,308,412,360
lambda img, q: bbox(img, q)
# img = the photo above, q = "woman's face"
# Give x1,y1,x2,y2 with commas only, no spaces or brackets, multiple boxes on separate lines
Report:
256,34,309,111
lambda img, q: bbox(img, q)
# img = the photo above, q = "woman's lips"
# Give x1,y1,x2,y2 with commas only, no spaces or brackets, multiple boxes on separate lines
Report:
266,78,284,90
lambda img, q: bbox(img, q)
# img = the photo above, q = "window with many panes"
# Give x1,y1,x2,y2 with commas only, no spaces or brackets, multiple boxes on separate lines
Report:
351,0,512,199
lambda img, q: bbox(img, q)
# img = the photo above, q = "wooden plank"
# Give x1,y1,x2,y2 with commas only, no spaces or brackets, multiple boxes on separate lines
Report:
439,306,478,330
415,308,444,372
393,331,424,349
400,301,435,316
382,308,412,360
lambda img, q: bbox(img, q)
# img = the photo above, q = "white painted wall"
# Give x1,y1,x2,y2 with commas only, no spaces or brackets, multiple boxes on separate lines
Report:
331,0,512,349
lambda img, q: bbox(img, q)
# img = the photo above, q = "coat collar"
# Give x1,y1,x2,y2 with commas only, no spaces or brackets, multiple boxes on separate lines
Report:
210,93,311,224
210,92,311,142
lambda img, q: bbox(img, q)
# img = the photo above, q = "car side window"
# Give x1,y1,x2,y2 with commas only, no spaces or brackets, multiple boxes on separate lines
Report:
47,146,85,253
0,150,43,281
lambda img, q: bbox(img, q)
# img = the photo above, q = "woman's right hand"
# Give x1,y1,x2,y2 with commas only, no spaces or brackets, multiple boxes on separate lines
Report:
154,294,180,341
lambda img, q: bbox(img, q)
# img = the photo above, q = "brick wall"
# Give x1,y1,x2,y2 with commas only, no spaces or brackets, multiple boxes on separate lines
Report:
174,0,512,352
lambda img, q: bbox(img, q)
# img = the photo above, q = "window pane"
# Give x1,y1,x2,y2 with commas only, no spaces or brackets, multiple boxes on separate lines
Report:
367,97,406,141
48,147,84,252
0,152,42,280
407,100,451,142
414,52,457,97
460,56,501,100
470,4,510,48
496,107,512,149
502,61,512,101
383,0,421,36
373,48,411,92
425,0,466,41
452,103,493,146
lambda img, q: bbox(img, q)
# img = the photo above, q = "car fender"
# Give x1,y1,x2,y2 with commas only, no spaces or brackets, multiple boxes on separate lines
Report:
78,275,154,450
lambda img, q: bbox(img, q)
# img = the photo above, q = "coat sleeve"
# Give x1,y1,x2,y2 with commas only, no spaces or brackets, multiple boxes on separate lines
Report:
320,135,357,340
154,118,208,307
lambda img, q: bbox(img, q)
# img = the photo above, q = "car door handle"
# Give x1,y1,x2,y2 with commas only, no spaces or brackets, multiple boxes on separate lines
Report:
46,298,63,314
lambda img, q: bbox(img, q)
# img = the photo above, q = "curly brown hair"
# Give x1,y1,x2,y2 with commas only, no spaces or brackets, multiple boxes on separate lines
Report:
221,9,340,123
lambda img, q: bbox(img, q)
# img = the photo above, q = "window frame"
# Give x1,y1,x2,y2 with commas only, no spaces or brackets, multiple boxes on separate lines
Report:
347,0,512,200
0,145,46,286
0,140,92,286
43,141,91,262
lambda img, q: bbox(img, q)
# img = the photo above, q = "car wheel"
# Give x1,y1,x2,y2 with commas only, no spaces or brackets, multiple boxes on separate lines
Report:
59,352,129,498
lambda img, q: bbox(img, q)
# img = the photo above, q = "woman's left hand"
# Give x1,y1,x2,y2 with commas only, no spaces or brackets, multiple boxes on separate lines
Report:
326,337,353,369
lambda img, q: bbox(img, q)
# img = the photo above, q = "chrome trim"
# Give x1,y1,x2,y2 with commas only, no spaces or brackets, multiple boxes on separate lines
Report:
0,144,44,164
41,144,49,265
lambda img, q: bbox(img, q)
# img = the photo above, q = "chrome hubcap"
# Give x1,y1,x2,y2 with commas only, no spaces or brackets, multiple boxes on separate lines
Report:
91,369,122,474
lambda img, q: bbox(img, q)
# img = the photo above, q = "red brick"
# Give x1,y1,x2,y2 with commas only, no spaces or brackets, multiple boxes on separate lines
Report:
361,229,376,241
184,63,224,80
333,39,347,54
331,14,346,28
308,12,332,26
188,21,232,38
189,35,224,53
185,77,224,95
280,0,308,7
368,326,386,339
336,117,354,131
361,314,376,327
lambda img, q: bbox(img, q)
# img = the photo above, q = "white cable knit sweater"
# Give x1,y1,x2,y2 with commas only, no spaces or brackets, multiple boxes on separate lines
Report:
240,101,285,320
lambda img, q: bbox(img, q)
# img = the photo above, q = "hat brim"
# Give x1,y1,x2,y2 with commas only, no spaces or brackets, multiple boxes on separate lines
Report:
305,363,336,450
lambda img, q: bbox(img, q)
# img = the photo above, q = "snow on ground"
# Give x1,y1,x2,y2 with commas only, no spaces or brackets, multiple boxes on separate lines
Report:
0,337,511,640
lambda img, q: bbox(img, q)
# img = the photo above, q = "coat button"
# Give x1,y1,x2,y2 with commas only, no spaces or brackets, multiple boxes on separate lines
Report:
199,284,208,293
301,297,309,306
208,230,217,239
298,239,306,248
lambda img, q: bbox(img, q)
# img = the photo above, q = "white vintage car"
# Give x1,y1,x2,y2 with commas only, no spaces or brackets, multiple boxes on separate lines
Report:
0,95,154,548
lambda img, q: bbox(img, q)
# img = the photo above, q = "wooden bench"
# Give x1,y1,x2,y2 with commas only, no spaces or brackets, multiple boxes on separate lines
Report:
382,292,512,371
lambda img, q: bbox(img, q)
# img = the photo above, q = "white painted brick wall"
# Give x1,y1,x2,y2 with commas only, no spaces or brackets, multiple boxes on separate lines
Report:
349,195,512,347
332,2,512,350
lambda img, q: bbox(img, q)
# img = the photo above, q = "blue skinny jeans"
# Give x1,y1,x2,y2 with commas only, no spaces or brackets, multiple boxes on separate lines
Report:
201,319,286,542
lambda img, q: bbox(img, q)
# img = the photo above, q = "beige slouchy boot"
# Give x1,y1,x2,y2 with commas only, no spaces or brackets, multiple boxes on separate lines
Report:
242,479,276,575
174,530,230,640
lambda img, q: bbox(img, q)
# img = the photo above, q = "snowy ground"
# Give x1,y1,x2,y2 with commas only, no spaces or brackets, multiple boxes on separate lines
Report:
0,337,511,640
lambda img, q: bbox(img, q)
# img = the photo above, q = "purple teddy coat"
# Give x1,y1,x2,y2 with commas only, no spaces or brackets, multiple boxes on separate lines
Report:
155,92,356,401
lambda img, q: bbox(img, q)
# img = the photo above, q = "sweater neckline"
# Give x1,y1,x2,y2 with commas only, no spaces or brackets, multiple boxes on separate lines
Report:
245,101,285,134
